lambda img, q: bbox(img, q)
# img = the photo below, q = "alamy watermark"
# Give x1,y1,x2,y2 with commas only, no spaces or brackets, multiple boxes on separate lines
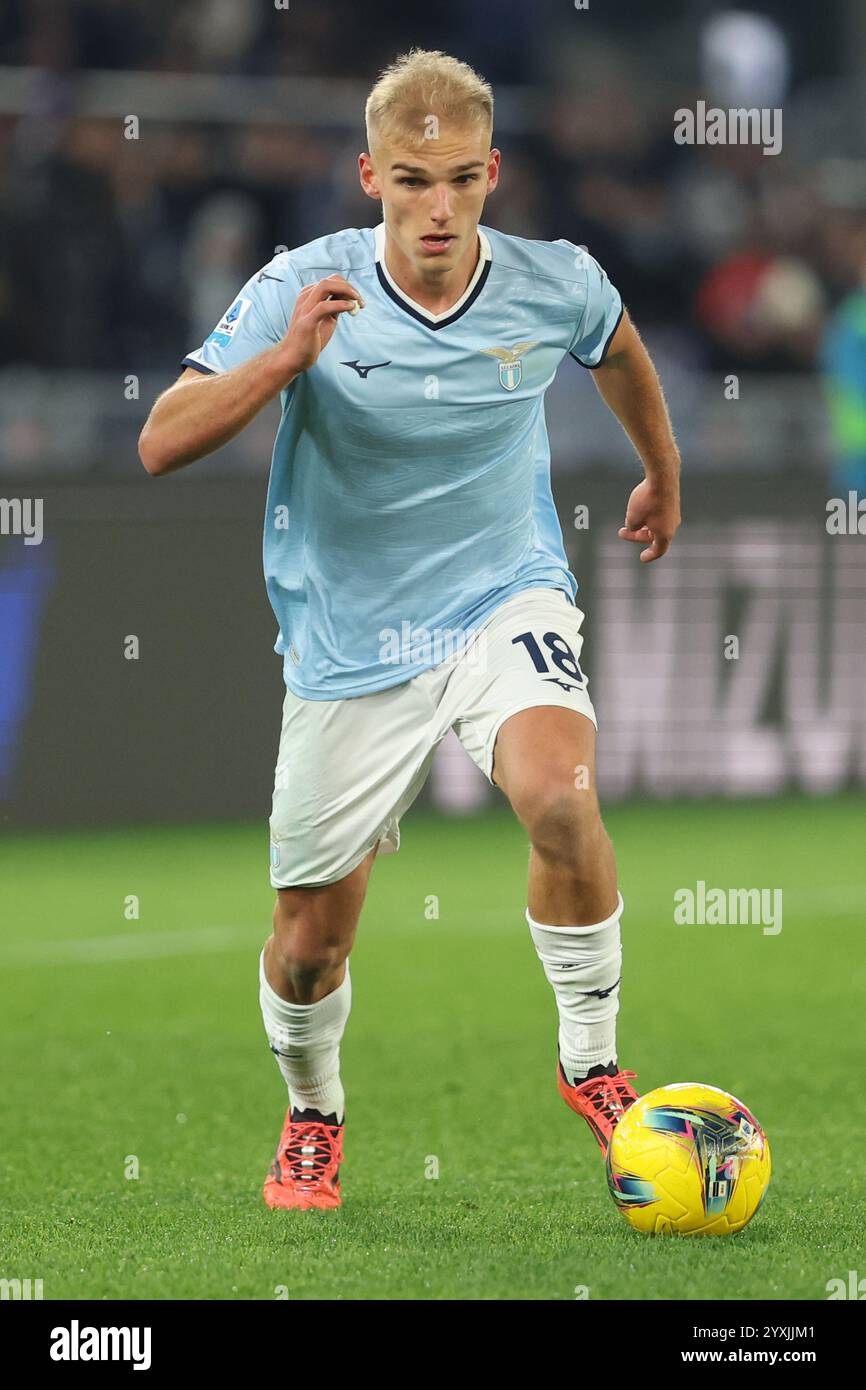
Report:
826,492,866,535
674,101,782,156
0,497,43,545
49,1321,152,1370
674,881,783,936
826,1270,866,1299
378,622,488,669
1,1276,43,1299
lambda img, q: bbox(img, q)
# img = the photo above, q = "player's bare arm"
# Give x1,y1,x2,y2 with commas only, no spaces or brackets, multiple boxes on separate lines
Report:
138,275,363,476
592,311,682,563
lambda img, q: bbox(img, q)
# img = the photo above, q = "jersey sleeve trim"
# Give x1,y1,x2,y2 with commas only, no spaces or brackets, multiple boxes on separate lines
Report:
569,304,624,370
181,357,218,375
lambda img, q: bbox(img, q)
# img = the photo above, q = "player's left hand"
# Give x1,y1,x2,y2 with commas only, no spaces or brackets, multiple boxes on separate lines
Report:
618,478,680,562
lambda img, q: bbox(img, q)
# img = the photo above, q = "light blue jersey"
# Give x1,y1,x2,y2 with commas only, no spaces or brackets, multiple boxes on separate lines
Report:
183,223,622,698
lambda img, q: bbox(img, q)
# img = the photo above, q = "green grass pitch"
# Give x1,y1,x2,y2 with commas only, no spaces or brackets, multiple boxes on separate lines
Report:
1,796,864,1301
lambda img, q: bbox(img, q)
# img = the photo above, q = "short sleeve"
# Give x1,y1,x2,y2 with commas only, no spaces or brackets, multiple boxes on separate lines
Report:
567,250,623,369
182,258,300,375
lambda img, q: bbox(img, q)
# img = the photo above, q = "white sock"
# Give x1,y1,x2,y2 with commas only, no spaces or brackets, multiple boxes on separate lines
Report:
527,892,623,1085
258,951,351,1123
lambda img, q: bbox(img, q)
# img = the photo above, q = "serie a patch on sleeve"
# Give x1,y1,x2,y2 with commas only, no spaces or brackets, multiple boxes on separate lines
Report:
205,296,252,348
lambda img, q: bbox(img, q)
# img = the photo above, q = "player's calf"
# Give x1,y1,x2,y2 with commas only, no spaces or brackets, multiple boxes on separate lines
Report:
258,863,372,1209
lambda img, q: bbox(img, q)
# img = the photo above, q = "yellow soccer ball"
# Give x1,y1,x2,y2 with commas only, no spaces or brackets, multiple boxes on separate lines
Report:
606,1082,771,1235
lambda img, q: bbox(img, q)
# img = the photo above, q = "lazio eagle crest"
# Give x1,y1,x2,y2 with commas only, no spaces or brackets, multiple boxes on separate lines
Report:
479,341,540,392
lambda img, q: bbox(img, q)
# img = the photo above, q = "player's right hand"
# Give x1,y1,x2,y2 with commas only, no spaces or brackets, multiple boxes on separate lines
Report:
280,275,364,375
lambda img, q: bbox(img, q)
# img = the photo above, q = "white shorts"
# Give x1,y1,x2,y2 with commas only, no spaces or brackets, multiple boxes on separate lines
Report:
268,586,597,887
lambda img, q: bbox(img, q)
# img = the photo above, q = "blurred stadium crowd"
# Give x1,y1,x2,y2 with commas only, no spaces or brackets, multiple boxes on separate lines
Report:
1,0,866,478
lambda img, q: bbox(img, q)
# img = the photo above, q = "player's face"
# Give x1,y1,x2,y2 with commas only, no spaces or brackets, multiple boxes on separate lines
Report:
360,126,500,275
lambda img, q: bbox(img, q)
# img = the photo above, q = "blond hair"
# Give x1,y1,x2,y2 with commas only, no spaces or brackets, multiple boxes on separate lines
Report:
365,49,493,152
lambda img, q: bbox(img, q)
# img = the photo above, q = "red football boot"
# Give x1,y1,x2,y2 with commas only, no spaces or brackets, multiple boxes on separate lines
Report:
263,1107,344,1210
558,1061,639,1155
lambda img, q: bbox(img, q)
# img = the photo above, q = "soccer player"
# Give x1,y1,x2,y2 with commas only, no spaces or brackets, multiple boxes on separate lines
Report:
139,50,681,1210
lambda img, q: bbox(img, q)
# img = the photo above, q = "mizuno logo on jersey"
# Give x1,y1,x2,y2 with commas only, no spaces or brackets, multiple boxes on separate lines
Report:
341,360,391,378
479,341,540,391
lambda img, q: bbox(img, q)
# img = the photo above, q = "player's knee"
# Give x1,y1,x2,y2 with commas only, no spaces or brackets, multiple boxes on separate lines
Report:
519,782,607,871
269,933,346,998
